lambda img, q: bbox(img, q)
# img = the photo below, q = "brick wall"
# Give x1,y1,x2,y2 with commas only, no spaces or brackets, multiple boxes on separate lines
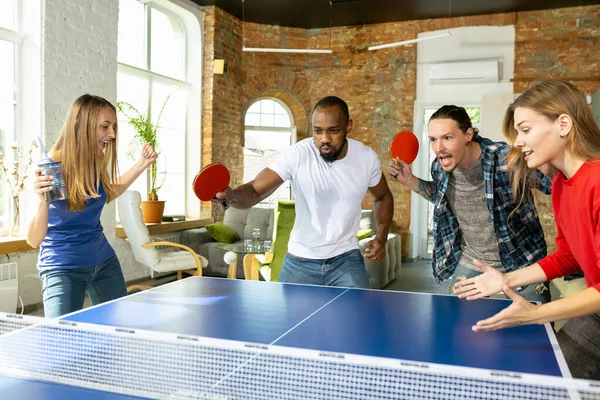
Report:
201,7,244,220
514,6,600,95
514,6,600,253
202,5,600,258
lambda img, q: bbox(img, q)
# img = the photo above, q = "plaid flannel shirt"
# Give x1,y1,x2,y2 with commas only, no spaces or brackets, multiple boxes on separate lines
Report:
430,136,551,282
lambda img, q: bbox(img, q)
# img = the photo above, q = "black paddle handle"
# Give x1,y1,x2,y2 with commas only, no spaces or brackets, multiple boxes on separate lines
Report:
215,197,229,211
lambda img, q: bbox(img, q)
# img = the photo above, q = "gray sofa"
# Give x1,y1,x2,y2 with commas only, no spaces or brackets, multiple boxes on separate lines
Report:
181,207,401,289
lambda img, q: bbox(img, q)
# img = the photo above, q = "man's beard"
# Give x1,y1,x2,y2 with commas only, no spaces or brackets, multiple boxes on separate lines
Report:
319,139,347,162
320,145,340,162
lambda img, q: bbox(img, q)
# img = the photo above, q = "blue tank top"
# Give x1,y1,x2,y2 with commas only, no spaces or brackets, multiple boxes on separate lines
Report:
38,183,116,270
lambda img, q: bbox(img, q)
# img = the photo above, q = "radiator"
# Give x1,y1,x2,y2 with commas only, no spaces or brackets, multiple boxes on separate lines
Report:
0,262,18,313
155,233,181,250
151,234,181,279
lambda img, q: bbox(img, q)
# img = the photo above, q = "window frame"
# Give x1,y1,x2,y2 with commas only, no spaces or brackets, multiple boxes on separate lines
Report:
243,98,296,207
0,1,24,234
116,0,193,219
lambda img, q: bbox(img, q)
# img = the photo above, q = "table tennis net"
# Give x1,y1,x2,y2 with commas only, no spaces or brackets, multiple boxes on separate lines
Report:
1,312,599,400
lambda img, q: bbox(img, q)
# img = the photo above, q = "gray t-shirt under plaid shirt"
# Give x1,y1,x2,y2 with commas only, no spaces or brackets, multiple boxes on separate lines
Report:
445,155,502,270
429,136,551,282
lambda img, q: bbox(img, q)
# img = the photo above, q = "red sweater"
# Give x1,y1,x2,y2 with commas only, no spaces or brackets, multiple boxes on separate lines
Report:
538,161,600,293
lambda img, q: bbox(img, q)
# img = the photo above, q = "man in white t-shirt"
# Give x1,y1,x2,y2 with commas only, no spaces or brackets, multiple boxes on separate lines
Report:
216,96,393,288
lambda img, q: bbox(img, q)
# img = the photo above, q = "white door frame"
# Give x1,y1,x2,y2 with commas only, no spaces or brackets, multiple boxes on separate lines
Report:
410,102,439,260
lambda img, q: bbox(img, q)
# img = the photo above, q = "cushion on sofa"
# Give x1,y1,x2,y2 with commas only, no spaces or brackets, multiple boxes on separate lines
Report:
183,207,274,278
357,229,372,240
223,207,274,241
205,222,240,243
359,210,375,234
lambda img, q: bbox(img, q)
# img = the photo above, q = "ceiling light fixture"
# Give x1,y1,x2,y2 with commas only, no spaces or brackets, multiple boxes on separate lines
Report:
368,32,451,51
241,0,333,54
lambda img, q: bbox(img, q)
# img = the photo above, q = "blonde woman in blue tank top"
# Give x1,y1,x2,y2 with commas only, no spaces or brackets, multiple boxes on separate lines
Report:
26,94,157,318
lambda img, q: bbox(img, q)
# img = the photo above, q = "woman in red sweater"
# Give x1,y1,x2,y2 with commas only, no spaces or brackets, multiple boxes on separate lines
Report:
453,79,600,380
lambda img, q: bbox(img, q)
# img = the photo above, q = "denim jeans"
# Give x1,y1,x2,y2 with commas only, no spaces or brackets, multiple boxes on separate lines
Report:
40,255,127,318
435,263,551,304
278,249,371,289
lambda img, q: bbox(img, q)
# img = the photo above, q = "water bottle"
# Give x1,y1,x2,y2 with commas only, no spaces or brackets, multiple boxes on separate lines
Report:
251,228,261,251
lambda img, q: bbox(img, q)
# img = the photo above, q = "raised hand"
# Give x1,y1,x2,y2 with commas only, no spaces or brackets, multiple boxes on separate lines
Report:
138,143,158,168
215,186,233,202
212,186,234,210
453,259,507,300
387,158,413,185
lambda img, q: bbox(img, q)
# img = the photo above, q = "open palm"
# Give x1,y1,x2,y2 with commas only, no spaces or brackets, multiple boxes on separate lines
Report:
453,260,507,300
472,286,538,332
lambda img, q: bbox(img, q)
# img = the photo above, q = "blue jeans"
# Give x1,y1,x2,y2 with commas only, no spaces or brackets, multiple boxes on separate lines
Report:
40,255,127,318
435,263,551,304
278,249,371,289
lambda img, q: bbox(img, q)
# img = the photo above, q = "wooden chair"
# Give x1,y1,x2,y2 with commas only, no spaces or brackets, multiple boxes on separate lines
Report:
117,191,209,293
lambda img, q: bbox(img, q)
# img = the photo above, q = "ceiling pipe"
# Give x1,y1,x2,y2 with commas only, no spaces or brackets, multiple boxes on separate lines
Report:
242,47,333,54
368,32,451,51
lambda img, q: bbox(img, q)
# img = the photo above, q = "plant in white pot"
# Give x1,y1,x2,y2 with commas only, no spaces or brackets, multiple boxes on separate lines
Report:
117,97,169,223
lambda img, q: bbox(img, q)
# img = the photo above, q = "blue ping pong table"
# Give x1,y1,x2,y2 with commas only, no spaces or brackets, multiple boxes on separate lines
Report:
0,277,597,400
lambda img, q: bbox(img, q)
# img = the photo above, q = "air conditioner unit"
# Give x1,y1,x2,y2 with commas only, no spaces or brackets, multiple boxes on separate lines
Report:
0,262,18,313
429,60,499,85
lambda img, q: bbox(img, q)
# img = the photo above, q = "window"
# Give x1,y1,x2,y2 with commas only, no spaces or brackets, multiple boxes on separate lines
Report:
244,99,294,208
0,0,20,232
117,0,194,217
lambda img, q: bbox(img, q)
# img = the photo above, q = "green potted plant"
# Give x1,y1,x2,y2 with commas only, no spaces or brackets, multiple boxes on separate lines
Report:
117,97,169,223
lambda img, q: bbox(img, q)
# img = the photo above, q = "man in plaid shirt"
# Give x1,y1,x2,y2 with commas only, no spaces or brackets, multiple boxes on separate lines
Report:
388,105,552,303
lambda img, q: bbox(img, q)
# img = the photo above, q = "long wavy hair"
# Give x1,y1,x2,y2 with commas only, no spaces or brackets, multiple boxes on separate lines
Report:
503,79,600,208
52,94,119,211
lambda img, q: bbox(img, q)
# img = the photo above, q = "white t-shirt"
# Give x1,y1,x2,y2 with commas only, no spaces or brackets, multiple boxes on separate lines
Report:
269,138,382,259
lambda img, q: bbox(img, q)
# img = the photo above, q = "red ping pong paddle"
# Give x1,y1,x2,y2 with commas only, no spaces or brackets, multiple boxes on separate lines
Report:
389,131,419,164
192,163,231,210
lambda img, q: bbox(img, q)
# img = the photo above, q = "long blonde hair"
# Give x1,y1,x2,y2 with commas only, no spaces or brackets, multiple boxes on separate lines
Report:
52,94,119,211
503,79,600,207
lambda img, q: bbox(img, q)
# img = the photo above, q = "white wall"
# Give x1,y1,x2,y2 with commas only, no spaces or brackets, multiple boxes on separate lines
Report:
409,25,515,259
17,0,203,311
415,26,515,104
481,92,515,142
42,0,119,145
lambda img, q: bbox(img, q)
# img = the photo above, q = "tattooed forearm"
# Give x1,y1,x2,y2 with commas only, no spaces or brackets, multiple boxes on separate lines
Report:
416,179,435,202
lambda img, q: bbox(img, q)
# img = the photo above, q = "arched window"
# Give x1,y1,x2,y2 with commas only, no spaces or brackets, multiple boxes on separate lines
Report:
244,98,295,207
